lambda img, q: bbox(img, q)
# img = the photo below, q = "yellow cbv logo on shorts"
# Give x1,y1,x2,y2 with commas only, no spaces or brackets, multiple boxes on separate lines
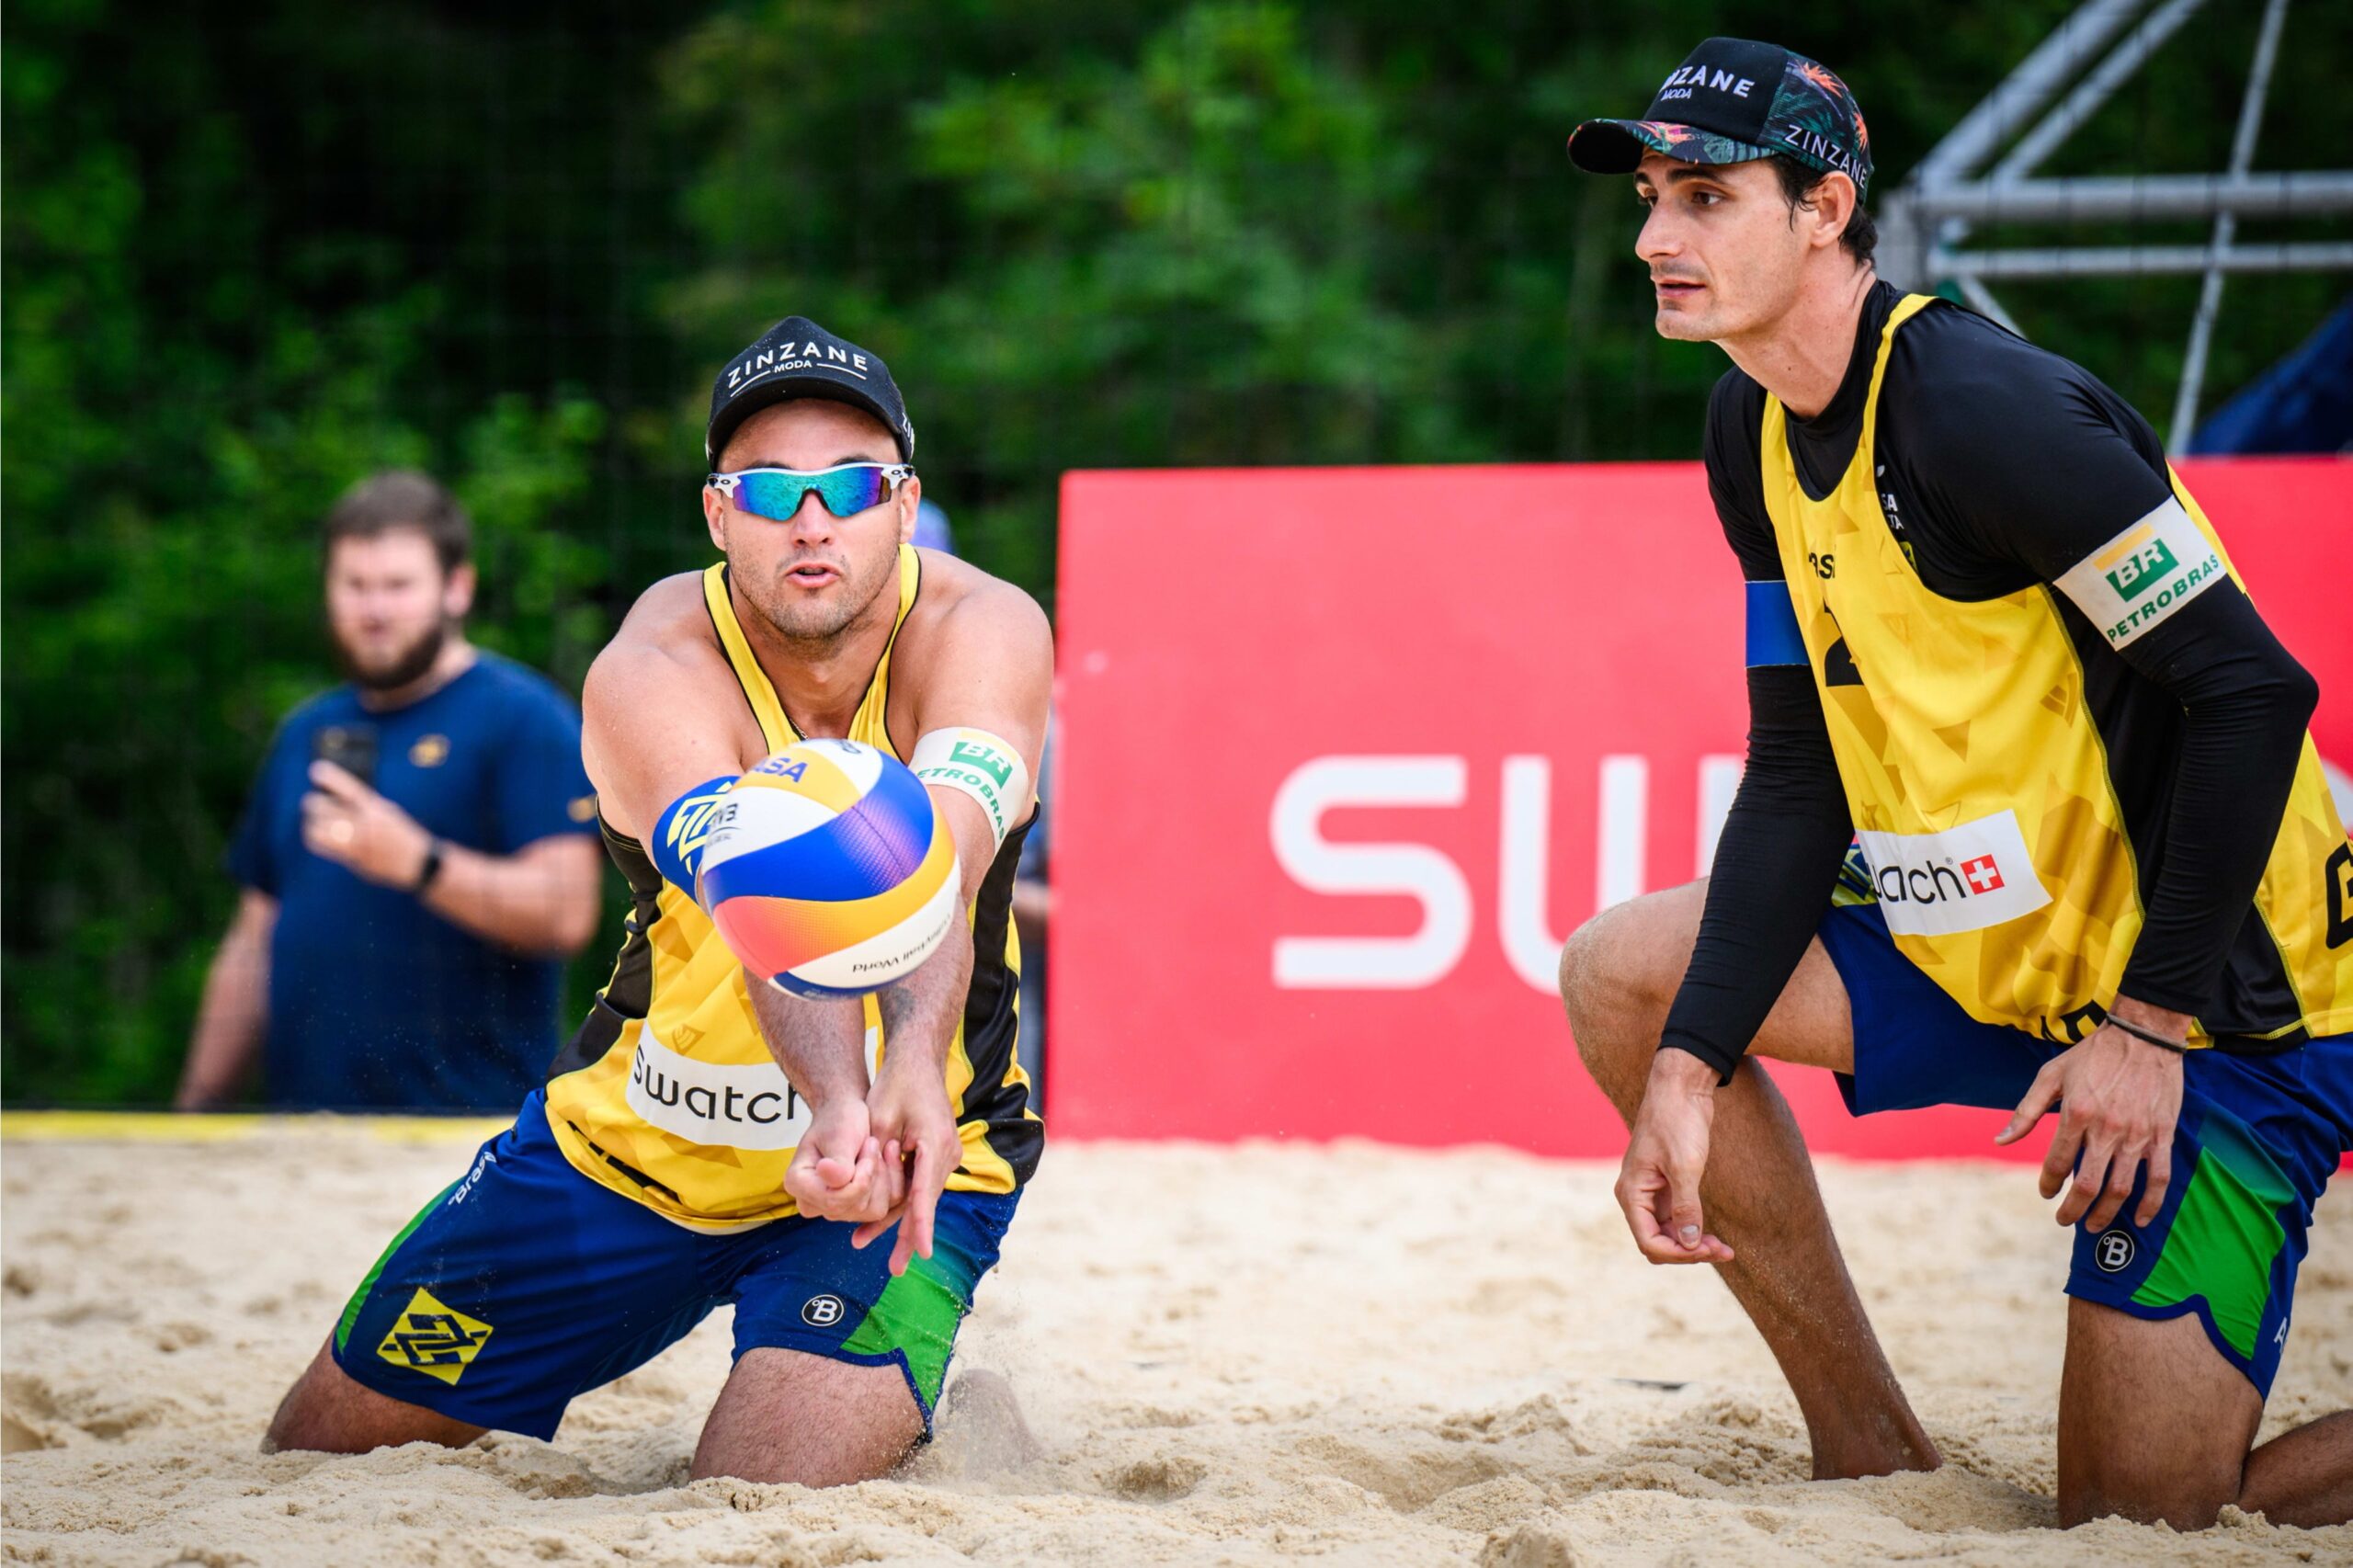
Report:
376,1286,494,1385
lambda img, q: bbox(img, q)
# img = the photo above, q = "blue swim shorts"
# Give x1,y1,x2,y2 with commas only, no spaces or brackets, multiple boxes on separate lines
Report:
329,1090,1018,1440
1816,891,2351,1399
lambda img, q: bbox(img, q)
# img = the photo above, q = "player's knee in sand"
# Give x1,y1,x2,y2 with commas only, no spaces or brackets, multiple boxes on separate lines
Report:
690,1350,926,1486
2053,1301,2338,1529
267,1329,1004,1491
263,1339,484,1457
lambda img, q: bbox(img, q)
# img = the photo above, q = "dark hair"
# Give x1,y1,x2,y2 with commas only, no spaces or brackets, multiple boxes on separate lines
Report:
321,470,472,574
1769,154,1877,266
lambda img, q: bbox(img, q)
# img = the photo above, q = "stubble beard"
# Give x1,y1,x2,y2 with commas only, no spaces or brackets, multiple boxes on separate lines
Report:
1652,277,1736,343
743,551,896,655
335,616,449,693
1654,304,1715,342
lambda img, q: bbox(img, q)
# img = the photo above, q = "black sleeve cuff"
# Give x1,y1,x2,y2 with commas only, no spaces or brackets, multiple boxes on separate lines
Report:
1657,1032,1744,1085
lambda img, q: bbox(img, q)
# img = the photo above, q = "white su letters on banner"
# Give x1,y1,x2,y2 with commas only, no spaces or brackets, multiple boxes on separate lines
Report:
1268,754,1744,994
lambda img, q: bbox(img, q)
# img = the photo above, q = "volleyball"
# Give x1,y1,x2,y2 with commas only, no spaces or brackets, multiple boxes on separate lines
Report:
697,739,960,998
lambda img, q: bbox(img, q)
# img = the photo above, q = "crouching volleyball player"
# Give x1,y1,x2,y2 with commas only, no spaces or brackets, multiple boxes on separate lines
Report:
1558,39,2353,1529
264,317,1051,1485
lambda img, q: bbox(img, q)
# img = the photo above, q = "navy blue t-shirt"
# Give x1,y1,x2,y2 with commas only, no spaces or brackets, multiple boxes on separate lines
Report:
228,653,598,1110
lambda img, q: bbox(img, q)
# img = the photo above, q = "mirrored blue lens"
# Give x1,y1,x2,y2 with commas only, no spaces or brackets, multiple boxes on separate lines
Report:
730,466,892,521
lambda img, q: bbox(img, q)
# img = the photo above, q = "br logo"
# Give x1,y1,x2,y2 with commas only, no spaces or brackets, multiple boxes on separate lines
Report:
2106,536,2179,602
376,1287,494,1385
801,1294,847,1328
2094,1230,2137,1274
949,738,1014,788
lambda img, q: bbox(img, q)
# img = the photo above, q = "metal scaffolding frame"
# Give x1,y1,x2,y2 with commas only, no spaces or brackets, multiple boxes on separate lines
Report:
1876,0,2347,450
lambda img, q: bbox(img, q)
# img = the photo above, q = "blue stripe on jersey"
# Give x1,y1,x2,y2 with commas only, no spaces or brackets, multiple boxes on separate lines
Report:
1744,580,1807,667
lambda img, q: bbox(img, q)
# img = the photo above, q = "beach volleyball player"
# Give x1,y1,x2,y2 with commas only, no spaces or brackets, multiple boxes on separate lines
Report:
1557,40,2353,1528
266,318,1050,1485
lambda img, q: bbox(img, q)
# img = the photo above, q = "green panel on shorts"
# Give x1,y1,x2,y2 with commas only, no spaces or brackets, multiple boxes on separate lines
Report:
2131,1113,2292,1358
840,1253,966,1410
335,1181,457,1354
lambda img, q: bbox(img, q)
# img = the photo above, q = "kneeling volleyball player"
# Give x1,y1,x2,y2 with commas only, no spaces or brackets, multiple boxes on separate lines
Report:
265,317,1050,1485
1558,39,2352,1529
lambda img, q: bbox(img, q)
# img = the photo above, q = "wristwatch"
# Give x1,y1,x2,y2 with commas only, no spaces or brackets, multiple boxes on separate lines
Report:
412,837,447,895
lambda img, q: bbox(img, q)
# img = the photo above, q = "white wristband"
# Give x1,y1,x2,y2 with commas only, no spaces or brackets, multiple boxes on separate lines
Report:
909,728,1032,855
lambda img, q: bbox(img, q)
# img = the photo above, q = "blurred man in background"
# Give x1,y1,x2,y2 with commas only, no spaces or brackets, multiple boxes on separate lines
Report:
176,471,604,1112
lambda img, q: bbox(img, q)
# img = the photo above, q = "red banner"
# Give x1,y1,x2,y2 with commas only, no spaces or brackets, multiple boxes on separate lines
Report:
1051,460,2353,1158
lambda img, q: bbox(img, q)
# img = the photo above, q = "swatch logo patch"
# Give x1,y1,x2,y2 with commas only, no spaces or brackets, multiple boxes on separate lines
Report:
1856,810,2052,937
624,1025,880,1152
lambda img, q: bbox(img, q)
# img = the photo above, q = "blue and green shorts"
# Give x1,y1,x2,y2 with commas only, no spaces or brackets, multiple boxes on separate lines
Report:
1817,894,2351,1399
329,1091,1018,1440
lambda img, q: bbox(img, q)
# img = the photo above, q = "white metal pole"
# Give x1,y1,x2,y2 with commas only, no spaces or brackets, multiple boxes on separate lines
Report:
1911,0,2150,190
1939,242,2353,278
2169,0,2290,452
1987,0,2210,185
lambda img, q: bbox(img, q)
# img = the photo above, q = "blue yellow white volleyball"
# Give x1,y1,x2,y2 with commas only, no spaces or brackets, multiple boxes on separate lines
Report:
698,739,959,997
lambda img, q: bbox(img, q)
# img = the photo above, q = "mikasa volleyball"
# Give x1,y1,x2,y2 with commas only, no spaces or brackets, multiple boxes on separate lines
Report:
697,739,960,997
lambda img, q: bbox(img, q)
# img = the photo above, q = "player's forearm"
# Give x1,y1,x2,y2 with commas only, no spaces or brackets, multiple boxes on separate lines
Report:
419,844,598,956
2115,610,2321,1017
876,918,974,1084
1656,666,1853,1081
177,918,270,1108
748,981,872,1108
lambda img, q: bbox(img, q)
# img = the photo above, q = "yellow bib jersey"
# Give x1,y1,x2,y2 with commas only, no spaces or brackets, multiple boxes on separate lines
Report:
1639,268,2347,1397
1756,293,2351,1050
542,549,1042,1231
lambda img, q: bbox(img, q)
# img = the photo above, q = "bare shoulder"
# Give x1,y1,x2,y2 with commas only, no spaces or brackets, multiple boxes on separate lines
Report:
899,550,1052,672
584,572,730,710
582,571,765,834
891,550,1052,743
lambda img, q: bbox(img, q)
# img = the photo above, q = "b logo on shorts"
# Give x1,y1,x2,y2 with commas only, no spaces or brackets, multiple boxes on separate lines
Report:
2094,1230,2137,1274
801,1293,847,1328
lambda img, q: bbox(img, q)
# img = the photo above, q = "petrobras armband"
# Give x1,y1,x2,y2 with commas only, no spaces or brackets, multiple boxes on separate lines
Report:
1744,580,1807,667
2052,495,2228,650
649,776,740,903
909,728,1031,855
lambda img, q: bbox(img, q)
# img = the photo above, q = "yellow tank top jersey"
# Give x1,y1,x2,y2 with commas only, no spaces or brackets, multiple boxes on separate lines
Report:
543,547,1042,1231
1763,293,2353,1047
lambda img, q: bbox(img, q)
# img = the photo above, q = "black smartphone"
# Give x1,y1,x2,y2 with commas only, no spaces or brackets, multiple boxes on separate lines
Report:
312,722,380,787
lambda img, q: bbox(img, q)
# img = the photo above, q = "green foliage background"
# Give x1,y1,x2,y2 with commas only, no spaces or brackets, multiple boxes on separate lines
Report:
6,0,2347,1103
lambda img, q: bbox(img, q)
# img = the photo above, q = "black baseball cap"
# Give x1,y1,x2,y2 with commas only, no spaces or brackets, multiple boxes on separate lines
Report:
705,316,916,467
1568,38,1872,198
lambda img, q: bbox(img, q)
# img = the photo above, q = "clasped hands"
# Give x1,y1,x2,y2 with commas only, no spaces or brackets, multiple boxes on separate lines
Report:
782,1066,961,1277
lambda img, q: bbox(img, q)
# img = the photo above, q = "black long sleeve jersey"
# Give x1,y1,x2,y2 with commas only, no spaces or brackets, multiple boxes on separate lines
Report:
1659,281,2345,1079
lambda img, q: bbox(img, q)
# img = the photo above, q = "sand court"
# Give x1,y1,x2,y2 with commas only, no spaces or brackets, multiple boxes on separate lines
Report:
5,1116,2350,1565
